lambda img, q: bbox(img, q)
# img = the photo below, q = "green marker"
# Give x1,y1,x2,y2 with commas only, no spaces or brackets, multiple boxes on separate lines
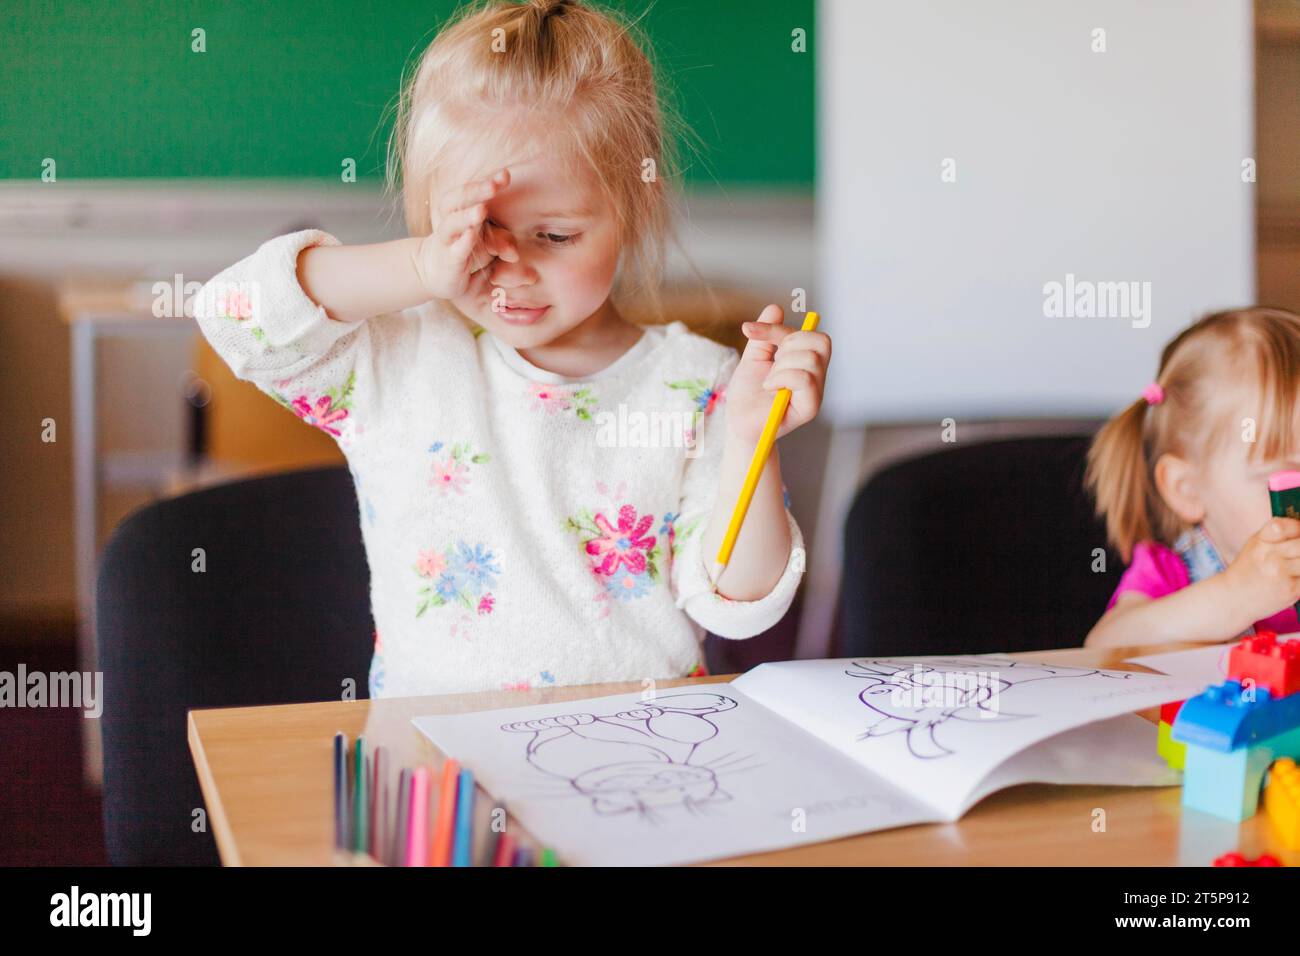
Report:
353,735,366,853
1269,470,1300,622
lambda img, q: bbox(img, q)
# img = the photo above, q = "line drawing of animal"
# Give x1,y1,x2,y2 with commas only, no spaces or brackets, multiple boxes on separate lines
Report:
844,657,1134,760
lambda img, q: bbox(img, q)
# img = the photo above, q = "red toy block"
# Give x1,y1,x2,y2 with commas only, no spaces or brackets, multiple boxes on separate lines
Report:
1160,699,1185,725
1227,632,1300,699
1213,851,1283,867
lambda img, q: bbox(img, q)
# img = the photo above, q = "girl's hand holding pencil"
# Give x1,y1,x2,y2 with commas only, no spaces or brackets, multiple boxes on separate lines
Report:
725,305,831,444
708,308,830,579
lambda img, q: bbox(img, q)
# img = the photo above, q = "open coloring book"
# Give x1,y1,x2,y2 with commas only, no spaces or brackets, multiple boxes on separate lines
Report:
412,655,1208,866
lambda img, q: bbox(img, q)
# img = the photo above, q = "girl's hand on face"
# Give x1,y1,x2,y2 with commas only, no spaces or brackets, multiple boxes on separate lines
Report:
1220,516,1300,623
723,304,831,445
412,168,520,300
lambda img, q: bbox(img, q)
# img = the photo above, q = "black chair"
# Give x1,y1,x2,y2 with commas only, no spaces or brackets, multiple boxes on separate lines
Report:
835,434,1121,657
98,466,373,865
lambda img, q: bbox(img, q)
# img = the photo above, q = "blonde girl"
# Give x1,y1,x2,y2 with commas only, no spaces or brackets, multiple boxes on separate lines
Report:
1085,307,1300,648
192,0,831,696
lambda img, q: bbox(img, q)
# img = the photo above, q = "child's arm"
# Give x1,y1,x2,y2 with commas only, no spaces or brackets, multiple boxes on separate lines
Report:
190,228,381,452
701,438,791,601
297,167,516,323
1083,577,1242,648
295,237,431,323
668,351,806,640
1085,516,1300,648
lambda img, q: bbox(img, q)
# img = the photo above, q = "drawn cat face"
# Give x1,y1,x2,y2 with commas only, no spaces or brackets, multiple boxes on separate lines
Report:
573,761,727,816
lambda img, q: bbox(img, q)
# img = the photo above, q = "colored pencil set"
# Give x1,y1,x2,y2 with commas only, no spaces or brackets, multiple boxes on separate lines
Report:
332,731,557,867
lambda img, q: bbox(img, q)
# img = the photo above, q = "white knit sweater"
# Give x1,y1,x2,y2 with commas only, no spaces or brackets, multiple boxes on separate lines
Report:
192,229,805,697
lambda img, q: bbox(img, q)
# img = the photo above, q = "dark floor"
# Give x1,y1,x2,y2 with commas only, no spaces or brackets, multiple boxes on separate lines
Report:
0,615,109,866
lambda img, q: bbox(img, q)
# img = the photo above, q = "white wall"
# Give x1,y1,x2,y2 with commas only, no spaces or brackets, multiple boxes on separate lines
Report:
820,0,1255,423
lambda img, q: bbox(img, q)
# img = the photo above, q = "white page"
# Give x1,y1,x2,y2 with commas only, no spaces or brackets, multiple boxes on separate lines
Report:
413,684,939,866
731,656,1205,820
1124,633,1298,685
961,713,1181,815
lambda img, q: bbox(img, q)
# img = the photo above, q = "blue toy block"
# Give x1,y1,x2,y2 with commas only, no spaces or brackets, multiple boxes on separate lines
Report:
1171,679,1300,752
1181,724,1300,821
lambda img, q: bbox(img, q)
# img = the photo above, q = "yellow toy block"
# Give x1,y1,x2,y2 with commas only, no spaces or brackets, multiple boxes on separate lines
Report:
1158,720,1186,770
1264,757,1300,850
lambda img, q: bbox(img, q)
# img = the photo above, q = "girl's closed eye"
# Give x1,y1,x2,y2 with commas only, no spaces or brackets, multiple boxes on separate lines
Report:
486,218,578,247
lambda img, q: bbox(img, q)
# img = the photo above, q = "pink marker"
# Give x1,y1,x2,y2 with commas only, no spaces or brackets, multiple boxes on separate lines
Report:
406,767,430,867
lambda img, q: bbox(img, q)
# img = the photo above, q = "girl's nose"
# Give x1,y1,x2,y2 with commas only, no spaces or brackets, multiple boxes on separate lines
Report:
488,254,537,285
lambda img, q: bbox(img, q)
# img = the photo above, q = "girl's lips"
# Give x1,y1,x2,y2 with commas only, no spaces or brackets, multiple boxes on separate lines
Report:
497,304,550,325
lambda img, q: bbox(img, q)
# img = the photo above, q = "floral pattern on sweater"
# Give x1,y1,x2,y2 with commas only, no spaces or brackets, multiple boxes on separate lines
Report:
427,440,490,496
565,485,665,609
414,540,501,619
269,370,357,441
216,287,266,342
666,377,725,416
527,381,598,421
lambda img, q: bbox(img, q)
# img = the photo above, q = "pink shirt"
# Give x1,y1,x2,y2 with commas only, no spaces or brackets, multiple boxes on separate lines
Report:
1107,539,1299,635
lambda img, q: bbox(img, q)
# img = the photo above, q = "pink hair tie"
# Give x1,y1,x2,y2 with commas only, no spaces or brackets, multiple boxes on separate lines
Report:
1141,383,1164,405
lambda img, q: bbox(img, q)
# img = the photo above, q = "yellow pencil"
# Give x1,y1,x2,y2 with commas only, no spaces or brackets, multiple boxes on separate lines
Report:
711,311,821,584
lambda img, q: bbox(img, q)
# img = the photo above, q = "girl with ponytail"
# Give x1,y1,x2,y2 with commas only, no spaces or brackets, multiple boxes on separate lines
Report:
1084,307,1300,647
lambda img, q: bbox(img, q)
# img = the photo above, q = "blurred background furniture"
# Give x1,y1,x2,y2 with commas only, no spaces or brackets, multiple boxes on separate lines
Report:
97,466,373,865
833,435,1121,658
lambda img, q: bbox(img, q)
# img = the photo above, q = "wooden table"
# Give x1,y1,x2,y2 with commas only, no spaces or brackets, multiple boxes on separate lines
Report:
188,642,1300,866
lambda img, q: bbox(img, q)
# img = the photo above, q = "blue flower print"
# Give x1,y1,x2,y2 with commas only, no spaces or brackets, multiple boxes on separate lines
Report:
604,568,653,601
450,541,500,596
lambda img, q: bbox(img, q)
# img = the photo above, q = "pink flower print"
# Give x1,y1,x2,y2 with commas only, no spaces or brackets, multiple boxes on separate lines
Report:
586,505,656,576
415,548,447,579
527,382,597,420
430,457,469,494
527,382,572,414
595,480,627,500
477,593,495,615
503,680,531,691
290,394,349,437
217,290,254,321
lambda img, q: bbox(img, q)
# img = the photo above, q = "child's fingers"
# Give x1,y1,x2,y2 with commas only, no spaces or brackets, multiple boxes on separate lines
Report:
1261,517,1300,541
781,329,833,365
1274,536,1300,557
483,221,519,263
767,344,827,378
436,168,509,219
436,203,488,244
741,306,792,343
761,368,818,393
446,227,487,274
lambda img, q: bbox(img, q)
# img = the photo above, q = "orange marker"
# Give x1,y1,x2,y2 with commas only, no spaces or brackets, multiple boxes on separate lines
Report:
429,757,460,866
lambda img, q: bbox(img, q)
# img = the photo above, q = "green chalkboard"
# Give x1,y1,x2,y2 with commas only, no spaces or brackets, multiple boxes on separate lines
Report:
2,0,814,186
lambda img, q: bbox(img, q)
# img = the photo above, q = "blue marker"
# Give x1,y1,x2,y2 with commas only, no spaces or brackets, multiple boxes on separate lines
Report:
452,767,475,866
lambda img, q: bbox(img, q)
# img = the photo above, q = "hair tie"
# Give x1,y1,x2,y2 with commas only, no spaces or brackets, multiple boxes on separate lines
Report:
1141,383,1164,406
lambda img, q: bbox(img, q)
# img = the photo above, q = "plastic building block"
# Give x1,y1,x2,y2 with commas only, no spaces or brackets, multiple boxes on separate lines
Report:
1213,851,1283,867
1171,680,1300,752
1227,632,1300,699
1264,757,1300,850
1160,699,1186,726
1157,720,1186,770
1180,724,1300,821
